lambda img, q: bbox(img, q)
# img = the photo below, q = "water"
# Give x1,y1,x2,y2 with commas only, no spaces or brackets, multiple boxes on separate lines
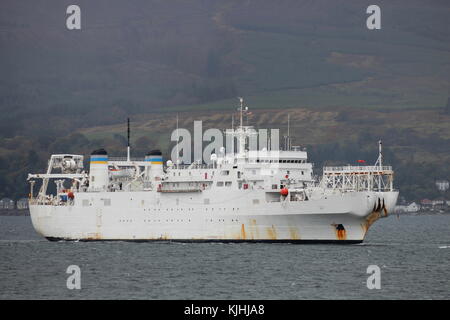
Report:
0,214,449,299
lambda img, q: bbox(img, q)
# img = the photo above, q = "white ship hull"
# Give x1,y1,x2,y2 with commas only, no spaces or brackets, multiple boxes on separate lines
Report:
29,190,398,243
27,113,399,244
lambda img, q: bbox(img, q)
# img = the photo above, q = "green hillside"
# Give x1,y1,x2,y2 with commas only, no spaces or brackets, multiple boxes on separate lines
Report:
0,0,449,201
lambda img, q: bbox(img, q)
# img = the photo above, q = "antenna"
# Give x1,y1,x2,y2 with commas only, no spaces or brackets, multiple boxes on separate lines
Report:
288,113,291,150
176,114,179,165
231,114,234,154
238,97,244,129
127,118,131,162
283,113,291,151
287,113,290,150
378,140,382,169
377,140,383,191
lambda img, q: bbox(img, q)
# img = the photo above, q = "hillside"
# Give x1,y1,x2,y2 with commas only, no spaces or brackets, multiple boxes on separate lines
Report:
0,0,449,201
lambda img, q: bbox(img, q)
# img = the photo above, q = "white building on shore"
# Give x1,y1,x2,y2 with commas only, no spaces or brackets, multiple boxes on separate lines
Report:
395,202,420,213
436,180,449,192
16,198,29,209
0,198,15,209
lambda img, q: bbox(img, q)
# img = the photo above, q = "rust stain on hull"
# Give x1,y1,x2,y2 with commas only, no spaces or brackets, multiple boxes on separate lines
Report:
362,207,389,236
336,229,347,240
241,224,246,240
266,225,277,240
361,198,390,236
248,219,259,239
366,211,381,227
288,227,300,240
86,232,102,240
332,224,347,240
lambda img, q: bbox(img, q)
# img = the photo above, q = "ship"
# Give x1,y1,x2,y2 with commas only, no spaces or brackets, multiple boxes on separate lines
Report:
27,99,398,243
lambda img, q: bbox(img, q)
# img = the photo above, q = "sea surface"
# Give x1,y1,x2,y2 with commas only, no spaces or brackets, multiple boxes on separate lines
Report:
0,214,449,300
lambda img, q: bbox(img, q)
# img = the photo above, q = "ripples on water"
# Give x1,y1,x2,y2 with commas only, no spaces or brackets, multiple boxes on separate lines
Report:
0,214,449,299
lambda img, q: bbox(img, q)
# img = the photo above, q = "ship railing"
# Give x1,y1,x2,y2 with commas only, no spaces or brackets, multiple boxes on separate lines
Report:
171,164,216,170
157,184,204,193
29,197,75,206
323,165,393,173
108,157,145,162
107,160,217,169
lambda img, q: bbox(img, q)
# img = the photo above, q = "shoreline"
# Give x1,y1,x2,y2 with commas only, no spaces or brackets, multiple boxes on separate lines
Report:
0,209,30,216
0,210,449,217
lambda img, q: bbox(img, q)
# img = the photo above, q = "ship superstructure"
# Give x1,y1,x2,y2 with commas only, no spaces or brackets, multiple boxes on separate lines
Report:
27,100,398,243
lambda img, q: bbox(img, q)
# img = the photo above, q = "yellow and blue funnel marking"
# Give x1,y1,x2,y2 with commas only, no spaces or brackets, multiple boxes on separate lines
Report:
90,156,108,164
145,156,163,165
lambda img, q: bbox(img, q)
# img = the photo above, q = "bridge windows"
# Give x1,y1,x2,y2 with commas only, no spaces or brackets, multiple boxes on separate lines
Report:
256,159,306,163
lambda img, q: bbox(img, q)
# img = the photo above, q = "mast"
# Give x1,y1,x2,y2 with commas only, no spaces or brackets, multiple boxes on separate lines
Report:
227,97,255,156
237,97,247,155
374,140,383,191
287,113,290,151
127,118,131,162
176,114,179,164
378,140,383,169
284,113,291,151
374,139,383,168
231,114,234,154
239,97,244,129
379,140,383,191
283,113,291,151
